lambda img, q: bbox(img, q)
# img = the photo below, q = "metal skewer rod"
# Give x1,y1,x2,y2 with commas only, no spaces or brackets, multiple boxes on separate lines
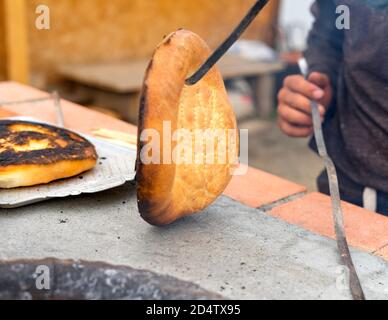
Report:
185,0,270,86
298,58,365,300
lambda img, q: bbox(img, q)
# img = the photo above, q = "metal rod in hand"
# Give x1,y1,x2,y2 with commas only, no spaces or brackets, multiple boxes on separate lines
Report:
185,0,270,86
298,58,365,300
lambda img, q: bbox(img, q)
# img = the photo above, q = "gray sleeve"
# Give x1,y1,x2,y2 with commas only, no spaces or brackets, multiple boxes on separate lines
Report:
304,0,344,90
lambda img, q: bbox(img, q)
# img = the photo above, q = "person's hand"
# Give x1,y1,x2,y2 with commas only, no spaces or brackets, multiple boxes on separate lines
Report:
277,72,333,137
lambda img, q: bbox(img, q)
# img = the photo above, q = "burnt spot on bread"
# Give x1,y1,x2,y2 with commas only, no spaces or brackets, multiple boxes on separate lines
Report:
138,84,148,128
136,79,149,176
144,59,154,75
137,197,165,226
0,120,97,167
162,29,181,47
8,131,50,146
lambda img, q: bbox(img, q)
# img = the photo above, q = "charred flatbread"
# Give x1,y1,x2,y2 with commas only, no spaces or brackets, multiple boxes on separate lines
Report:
0,120,97,188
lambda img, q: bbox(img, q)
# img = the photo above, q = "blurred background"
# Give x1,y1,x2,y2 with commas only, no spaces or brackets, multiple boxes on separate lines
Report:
0,0,322,190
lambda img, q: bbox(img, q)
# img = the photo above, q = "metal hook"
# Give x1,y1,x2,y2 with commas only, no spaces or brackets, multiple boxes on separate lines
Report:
185,0,270,86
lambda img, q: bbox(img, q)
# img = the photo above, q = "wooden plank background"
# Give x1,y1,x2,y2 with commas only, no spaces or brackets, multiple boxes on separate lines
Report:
0,0,280,86
4,0,30,84
0,1,6,81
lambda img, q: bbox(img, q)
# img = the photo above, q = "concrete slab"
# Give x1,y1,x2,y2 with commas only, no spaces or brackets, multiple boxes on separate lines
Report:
269,192,388,254
0,183,387,300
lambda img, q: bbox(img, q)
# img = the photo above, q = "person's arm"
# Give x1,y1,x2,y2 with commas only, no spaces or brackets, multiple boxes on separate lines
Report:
277,0,344,137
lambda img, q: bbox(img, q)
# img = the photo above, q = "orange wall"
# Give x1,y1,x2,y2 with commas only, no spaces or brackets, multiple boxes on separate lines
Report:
1,0,279,84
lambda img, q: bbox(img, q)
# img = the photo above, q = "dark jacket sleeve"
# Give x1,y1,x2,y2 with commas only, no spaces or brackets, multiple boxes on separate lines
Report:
304,0,344,91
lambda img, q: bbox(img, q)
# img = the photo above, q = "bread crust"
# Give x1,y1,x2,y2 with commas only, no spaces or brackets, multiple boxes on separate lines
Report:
136,29,239,225
0,120,97,188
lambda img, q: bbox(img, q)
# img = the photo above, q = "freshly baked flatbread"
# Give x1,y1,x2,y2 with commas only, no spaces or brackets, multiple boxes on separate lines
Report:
0,120,97,188
136,29,239,225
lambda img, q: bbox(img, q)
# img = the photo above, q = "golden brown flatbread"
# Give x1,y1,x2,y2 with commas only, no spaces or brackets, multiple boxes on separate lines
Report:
136,29,239,225
0,120,97,188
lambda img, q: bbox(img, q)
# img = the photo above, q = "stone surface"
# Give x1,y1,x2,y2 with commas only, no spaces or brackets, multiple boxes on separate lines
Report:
0,183,387,300
268,192,388,254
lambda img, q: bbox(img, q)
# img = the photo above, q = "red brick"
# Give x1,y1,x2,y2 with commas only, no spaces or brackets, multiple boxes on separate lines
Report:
0,82,137,135
268,192,388,253
0,109,17,118
224,164,306,208
375,246,388,260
